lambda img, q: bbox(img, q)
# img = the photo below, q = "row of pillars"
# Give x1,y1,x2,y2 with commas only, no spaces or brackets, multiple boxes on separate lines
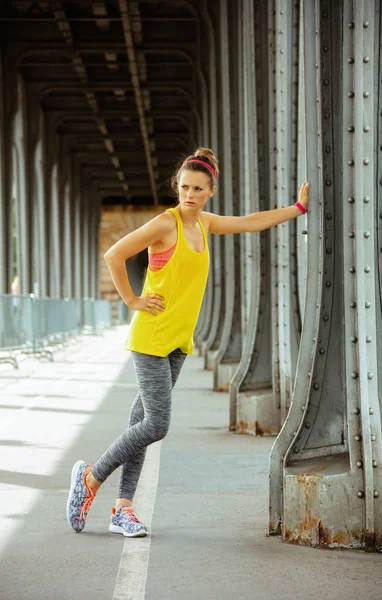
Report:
195,0,382,551
0,62,101,298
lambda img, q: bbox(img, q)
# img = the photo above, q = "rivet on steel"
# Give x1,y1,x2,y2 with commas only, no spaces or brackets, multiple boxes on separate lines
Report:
371,434,376,441
364,266,370,273
364,231,370,238
351,372,358,379
355,435,361,441
365,301,371,308
363,196,370,203
351,336,357,343
373,460,378,468
357,491,364,498
374,491,379,498
354,407,360,414
350,301,356,308
366,336,372,343
368,373,373,380
369,408,374,415
356,461,363,468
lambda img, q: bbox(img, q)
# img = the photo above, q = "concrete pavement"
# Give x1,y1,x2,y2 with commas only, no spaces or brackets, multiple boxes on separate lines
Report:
0,326,381,600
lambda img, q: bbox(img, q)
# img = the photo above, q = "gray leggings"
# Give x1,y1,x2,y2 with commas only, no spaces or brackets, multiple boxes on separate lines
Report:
92,348,187,500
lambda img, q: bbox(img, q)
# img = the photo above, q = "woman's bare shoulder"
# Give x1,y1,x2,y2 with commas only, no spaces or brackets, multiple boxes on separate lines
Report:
200,211,212,233
153,210,177,232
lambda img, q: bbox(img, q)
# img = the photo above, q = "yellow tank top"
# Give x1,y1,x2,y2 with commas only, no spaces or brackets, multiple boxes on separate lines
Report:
125,208,210,357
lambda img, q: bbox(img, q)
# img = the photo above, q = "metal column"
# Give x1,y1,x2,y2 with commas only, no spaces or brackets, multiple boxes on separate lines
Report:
209,0,241,391
269,0,382,551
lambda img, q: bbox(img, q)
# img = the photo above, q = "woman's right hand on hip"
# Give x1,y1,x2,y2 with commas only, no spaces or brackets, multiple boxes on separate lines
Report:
128,294,165,316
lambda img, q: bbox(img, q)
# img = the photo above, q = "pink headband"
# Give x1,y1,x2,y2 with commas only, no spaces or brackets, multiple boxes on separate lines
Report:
185,159,217,179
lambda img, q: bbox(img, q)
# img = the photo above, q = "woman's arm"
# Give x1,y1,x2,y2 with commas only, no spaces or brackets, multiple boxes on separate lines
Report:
104,212,174,313
203,182,309,235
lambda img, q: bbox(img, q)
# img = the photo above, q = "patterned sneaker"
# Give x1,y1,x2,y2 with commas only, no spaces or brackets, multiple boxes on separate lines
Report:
66,460,96,533
109,506,148,538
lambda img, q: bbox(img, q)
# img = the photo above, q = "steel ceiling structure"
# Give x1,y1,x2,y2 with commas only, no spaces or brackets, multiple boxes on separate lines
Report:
0,0,205,205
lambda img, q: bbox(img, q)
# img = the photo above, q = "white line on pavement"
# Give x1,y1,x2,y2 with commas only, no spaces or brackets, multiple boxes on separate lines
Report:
112,440,162,600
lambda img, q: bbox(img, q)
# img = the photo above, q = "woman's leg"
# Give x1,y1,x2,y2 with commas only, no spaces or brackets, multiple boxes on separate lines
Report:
116,348,187,505
67,349,186,533
91,351,175,485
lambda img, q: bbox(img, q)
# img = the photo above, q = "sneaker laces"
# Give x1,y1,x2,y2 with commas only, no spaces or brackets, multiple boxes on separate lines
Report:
121,507,139,523
79,474,96,522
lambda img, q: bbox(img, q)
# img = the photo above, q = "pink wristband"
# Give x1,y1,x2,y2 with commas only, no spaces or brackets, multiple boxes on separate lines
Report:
295,201,307,214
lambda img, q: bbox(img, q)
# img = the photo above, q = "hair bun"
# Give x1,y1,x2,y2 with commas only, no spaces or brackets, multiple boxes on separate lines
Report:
194,147,219,177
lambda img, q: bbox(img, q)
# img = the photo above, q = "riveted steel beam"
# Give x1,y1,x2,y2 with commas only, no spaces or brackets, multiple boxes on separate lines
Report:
269,0,382,552
206,0,239,392
269,0,323,538
229,0,273,435
275,0,300,422
195,0,221,352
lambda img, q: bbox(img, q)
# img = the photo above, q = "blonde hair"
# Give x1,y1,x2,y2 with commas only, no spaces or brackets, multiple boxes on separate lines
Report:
171,147,219,194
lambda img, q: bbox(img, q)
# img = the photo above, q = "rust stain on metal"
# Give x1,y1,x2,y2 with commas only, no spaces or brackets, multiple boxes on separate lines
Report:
284,475,365,548
236,420,279,436
219,382,230,392
284,510,363,548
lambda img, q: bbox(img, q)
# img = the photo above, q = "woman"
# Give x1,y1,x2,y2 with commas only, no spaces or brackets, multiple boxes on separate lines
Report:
66,147,309,537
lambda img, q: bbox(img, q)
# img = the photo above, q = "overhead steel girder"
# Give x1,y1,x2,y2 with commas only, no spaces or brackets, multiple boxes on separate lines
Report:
17,46,201,144
61,131,190,145
39,85,194,106
0,17,197,23
269,0,382,552
149,0,213,146
52,112,192,133
50,2,128,194
38,80,193,91
17,47,197,68
15,42,197,54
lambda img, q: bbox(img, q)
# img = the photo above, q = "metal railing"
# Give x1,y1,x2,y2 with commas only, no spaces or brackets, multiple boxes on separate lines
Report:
0,294,128,369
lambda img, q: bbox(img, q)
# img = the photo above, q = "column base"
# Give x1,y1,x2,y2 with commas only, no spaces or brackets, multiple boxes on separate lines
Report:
282,454,369,549
214,361,239,392
205,349,218,371
236,390,280,436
